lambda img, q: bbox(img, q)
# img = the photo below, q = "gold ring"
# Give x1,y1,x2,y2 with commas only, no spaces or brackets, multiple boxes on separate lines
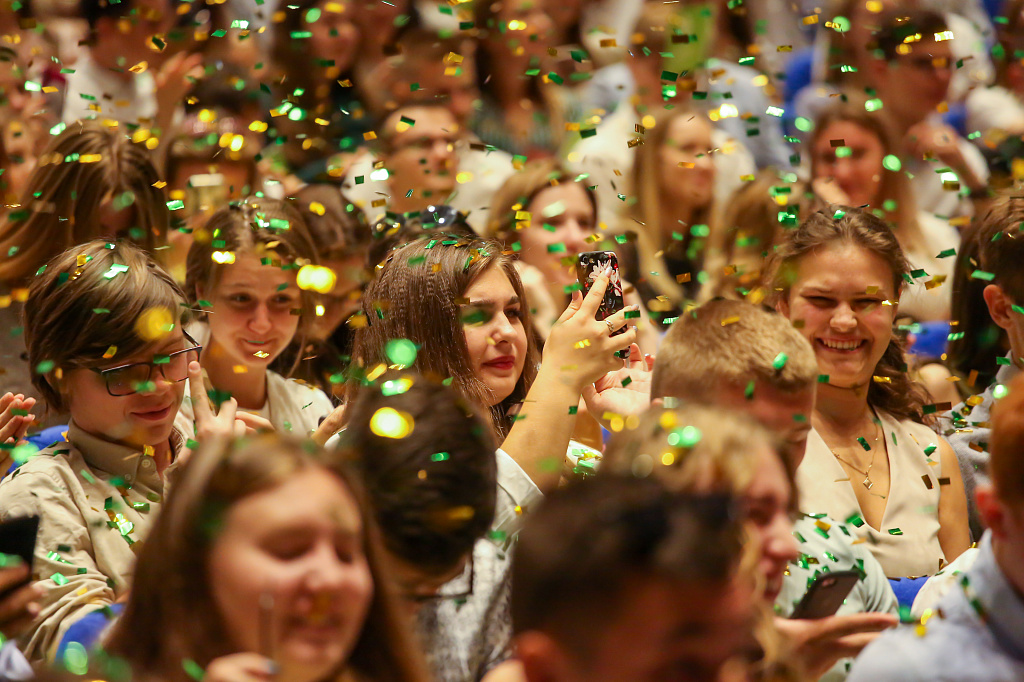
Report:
606,319,615,333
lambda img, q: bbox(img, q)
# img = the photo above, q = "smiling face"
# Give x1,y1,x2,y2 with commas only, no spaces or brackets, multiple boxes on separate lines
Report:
201,252,302,370
64,329,188,449
384,107,461,201
743,446,798,603
519,183,595,288
812,120,885,207
208,467,374,682
461,266,528,407
780,243,898,390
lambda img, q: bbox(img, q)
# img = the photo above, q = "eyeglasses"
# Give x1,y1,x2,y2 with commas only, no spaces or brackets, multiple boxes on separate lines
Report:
90,332,203,397
403,555,475,604
371,204,471,239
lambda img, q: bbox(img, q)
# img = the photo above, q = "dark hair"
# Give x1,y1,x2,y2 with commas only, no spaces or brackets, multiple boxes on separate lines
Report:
338,371,497,576
511,475,741,656
947,218,1009,388
105,433,430,682
766,206,931,422
348,236,539,437
976,190,1024,305
25,240,191,411
294,184,371,261
80,0,170,31
874,9,949,62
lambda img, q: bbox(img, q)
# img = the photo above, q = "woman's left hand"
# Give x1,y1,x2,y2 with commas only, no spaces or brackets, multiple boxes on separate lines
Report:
581,343,654,428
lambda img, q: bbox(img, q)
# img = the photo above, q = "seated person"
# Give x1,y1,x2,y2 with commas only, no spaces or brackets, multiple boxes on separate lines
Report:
339,371,511,681
655,299,899,680
104,432,430,682
942,192,1024,539
848,372,1024,682
0,241,198,661
507,474,757,682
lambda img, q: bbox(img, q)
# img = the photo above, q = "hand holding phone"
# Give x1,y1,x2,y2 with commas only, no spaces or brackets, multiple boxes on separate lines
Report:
576,251,628,358
790,570,861,620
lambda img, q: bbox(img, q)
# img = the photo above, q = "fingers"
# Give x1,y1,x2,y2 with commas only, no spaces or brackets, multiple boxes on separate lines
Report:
0,394,34,443
577,275,609,319
626,343,643,368
820,612,898,638
644,354,656,372
0,565,29,593
234,412,274,435
555,288,584,324
205,653,277,682
312,404,347,447
0,579,42,630
187,361,213,421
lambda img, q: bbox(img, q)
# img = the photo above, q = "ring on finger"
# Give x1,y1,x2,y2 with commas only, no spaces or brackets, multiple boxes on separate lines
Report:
605,319,615,333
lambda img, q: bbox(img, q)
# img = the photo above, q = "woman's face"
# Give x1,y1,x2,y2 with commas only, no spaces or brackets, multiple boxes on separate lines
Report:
812,121,885,207
202,252,302,370
658,115,716,210
64,329,189,449
780,242,897,390
461,266,529,407
744,446,798,603
495,0,555,62
307,0,360,72
518,183,595,288
209,467,374,682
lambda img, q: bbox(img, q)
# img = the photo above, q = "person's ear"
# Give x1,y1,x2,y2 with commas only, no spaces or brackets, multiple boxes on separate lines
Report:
775,295,790,318
516,631,575,682
983,284,1015,331
976,484,1003,538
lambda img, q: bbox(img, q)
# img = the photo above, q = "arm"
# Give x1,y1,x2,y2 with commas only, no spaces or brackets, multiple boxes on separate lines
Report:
936,438,971,564
0,471,118,662
500,275,636,491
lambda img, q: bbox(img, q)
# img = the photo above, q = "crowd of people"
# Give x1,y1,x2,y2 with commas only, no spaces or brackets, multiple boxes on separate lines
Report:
0,0,1022,680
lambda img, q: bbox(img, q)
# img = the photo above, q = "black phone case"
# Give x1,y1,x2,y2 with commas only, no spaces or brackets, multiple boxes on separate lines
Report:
0,515,39,599
789,569,861,620
576,251,628,358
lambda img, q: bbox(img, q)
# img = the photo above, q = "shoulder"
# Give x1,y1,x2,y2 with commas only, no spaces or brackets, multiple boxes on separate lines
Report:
268,372,333,407
0,448,85,518
847,624,954,682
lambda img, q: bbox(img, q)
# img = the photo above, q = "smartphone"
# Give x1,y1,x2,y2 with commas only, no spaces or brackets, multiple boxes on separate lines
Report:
0,516,39,598
789,569,861,620
576,251,628,358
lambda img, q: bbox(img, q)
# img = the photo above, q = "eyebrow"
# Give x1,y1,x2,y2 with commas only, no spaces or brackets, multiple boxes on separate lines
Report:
465,296,520,307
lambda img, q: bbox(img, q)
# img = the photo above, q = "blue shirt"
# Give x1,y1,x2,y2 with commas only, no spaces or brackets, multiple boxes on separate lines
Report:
848,533,1024,682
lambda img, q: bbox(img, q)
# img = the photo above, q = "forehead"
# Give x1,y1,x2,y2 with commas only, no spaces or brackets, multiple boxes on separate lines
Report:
229,467,362,533
815,120,881,149
463,265,515,299
390,109,458,142
793,243,896,296
528,182,590,211
664,114,712,142
216,251,296,287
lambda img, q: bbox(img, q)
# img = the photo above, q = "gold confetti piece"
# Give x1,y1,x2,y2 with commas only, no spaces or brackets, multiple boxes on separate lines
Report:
363,131,377,141
676,273,691,283
232,365,248,374
599,38,617,47
152,180,166,189
309,201,325,216
135,307,174,342
802,14,818,24
720,315,740,326
872,376,892,384
866,285,879,294
103,346,118,359
445,51,463,64
574,339,592,349
143,444,154,457
79,154,102,163
253,350,270,359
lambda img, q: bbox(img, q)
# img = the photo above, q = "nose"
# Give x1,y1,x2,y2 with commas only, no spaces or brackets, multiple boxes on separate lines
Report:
562,220,590,254
830,301,857,332
765,516,799,567
248,303,274,335
304,544,351,593
491,311,517,344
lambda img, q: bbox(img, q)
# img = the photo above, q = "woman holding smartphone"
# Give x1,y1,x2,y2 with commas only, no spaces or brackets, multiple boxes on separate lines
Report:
339,235,647,532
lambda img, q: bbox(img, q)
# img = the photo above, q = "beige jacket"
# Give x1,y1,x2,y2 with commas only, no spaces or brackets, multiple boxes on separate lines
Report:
0,419,188,662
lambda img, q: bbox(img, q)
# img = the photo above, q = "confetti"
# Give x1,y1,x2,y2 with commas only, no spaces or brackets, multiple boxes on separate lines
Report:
370,407,413,439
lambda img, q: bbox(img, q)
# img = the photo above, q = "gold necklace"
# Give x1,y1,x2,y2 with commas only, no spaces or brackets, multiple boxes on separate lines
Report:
828,421,881,490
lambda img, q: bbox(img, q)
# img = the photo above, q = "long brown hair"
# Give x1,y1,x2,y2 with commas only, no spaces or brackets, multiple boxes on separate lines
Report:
104,434,430,682
765,206,931,423
0,121,168,285
628,107,717,303
485,159,597,245
348,236,540,437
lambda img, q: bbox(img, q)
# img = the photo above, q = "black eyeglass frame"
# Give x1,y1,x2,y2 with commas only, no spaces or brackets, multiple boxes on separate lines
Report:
90,331,203,397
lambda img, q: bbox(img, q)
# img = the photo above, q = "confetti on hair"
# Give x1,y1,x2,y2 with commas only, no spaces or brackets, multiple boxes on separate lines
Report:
370,407,414,439
385,338,418,368
296,264,337,293
135,307,175,342
772,352,788,370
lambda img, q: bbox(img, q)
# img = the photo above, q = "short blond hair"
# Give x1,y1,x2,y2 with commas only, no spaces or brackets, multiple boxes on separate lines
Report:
651,299,818,401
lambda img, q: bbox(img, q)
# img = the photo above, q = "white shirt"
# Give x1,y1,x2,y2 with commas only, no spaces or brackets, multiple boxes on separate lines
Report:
62,53,157,126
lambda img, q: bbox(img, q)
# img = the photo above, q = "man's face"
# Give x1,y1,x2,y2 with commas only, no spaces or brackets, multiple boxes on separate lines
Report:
874,38,953,124
527,574,757,682
402,52,480,126
715,382,816,468
383,107,461,201
105,0,176,63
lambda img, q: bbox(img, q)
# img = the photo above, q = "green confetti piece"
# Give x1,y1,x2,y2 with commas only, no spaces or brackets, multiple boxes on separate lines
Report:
857,436,871,450
937,248,956,258
1011,304,1024,315
63,641,89,675
568,405,578,415
887,528,903,536
166,199,185,211
845,513,865,528
668,425,702,448
182,659,205,681
385,338,417,367
818,374,830,383
624,309,641,319
621,376,633,388
772,352,788,370
744,380,755,399
35,360,54,374
50,573,68,586
430,452,450,462
970,270,995,281
102,263,130,279
882,155,901,171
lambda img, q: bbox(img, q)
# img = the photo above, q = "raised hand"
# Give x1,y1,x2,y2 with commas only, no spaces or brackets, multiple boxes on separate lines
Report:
544,274,639,391
774,611,898,679
0,393,36,445
582,343,654,427
203,653,278,682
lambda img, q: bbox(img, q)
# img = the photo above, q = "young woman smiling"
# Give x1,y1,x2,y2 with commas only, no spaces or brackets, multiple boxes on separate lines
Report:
105,434,429,682
183,198,334,435
767,208,970,578
343,235,644,533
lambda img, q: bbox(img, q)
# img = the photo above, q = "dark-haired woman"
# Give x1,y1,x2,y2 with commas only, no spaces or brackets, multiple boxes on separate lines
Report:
768,207,970,578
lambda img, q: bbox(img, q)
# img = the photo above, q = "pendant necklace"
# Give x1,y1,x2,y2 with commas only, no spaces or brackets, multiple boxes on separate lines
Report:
829,421,882,490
